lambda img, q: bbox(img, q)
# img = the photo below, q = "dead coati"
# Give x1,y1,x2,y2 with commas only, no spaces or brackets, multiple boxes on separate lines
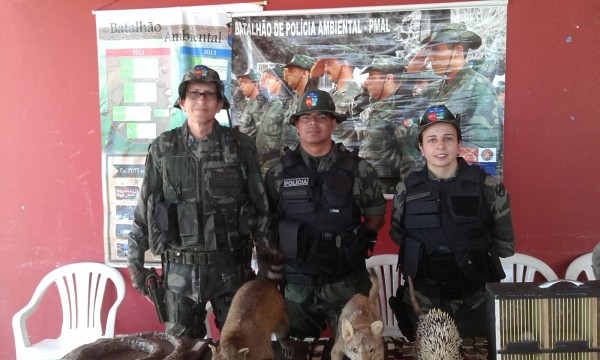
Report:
330,268,384,360
408,276,462,360
209,247,292,360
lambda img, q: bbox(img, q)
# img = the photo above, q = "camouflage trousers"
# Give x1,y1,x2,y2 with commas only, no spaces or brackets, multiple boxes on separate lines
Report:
164,290,233,339
284,269,371,339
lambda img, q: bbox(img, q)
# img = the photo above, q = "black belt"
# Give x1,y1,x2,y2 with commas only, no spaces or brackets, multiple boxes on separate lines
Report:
166,249,242,265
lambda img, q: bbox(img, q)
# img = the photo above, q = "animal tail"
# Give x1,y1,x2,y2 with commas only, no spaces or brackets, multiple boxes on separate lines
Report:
256,247,285,282
367,268,380,304
407,276,424,317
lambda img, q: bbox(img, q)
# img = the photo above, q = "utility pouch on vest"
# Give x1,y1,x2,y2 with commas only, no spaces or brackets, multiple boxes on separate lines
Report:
487,248,506,282
322,174,352,207
403,237,423,280
148,193,179,254
278,219,303,259
459,247,488,287
425,251,457,283
404,191,441,229
177,202,202,246
449,194,481,224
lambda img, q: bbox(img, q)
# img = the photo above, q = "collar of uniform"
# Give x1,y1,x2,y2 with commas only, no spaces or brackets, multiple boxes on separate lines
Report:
182,119,220,146
427,157,468,182
298,141,338,171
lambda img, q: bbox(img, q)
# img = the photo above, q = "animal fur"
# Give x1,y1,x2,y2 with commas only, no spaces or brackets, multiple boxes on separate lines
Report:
209,247,292,360
408,276,462,360
330,268,384,360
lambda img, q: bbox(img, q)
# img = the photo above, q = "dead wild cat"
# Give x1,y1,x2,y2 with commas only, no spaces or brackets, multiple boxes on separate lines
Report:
330,268,384,360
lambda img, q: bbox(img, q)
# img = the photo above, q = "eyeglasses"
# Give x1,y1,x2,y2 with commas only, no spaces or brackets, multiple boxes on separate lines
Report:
297,113,333,123
186,90,219,101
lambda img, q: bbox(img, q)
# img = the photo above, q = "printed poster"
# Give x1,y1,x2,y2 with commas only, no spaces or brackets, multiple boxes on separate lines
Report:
231,2,507,194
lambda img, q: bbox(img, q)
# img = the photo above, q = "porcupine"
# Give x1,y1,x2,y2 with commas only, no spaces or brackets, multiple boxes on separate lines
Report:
408,276,462,360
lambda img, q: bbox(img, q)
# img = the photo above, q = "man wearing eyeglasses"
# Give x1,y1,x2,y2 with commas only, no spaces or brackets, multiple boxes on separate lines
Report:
127,65,270,339
265,90,386,339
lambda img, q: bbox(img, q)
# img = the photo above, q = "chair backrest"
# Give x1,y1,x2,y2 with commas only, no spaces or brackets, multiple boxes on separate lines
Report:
500,253,558,283
12,262,126,359
365,254,404,337
565,253,595,281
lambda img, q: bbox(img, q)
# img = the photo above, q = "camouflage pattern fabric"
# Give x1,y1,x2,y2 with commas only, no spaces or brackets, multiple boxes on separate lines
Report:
358,88,424,192
128,121,271,297
330,80,362,149
424,66,501,151
237,97,265,140
255,97,299,177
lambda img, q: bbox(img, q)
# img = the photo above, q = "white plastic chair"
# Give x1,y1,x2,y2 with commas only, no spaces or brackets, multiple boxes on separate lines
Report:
500,253,558,283
365,254,405,337
565,253,595,281
12,262,126,360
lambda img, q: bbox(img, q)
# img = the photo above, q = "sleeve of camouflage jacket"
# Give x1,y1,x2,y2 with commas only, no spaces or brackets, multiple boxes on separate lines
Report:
389,180,407,248
356,158,386,218
127,143,163,269
483,175,515,257
239,134,272,249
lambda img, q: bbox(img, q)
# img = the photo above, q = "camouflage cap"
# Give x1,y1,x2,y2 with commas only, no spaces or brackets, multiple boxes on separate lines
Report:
361,55,407,75
421,23,482,50
175,65,230,109
289,90,346,125
236,68,262,82
418,104,461,136
263,64,285,80
283,54,316,71
316,44,361,66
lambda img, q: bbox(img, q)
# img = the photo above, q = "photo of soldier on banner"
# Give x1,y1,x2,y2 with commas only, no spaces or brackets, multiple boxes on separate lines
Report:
231,5,506,192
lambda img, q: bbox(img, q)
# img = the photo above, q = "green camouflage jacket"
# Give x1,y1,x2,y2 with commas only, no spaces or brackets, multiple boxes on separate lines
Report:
358,88,423,180
330,80,362,149
424,66,501,150
128,120,271,271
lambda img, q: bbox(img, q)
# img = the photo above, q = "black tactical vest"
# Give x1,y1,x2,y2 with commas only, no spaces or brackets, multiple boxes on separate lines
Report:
403,159,494,289
277,145,360,275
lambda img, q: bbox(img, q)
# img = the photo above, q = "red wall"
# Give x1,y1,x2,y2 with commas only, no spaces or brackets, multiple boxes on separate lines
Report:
1,0,599,358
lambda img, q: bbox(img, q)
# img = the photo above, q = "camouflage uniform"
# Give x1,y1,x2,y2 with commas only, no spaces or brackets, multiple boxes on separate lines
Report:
418,23,502,176
330,80,362,150
236,69,265,140
237,96,264,140
389,157,514,340
424,67,501,151
265,143,386,338
256,65,299,177
359,56,425,193
128,66,270,338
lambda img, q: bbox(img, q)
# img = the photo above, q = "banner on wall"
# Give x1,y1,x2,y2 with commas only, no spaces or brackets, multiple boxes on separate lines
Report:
95,3,264,265
231,1,507,194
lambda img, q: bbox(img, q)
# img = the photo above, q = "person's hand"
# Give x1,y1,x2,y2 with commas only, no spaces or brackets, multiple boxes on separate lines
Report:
407,48,430,73
310,58,326,79
128,264,152,296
